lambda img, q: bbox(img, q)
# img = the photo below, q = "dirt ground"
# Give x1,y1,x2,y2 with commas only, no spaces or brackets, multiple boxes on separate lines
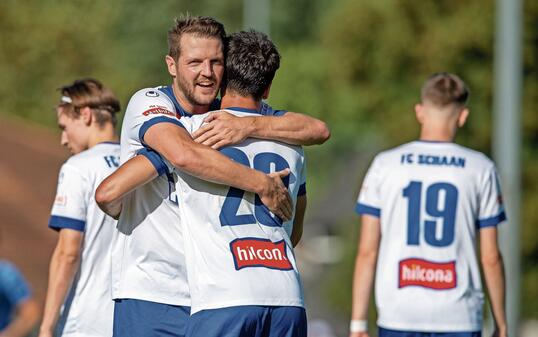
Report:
0,117,69,304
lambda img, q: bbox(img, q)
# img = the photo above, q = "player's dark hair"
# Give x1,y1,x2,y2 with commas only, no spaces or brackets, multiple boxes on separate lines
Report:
168,15,226,61
224,30,280,101
421,72,469,108
58,78,121,128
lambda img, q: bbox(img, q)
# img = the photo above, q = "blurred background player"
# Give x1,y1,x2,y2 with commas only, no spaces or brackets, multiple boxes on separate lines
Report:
39,79,121,337
0,259,39,337
95,15,328,337
350,73,507,337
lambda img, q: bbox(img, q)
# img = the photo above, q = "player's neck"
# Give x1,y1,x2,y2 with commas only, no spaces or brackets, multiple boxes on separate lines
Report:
220,95,260,111
88,124,118,148
419,125,457,143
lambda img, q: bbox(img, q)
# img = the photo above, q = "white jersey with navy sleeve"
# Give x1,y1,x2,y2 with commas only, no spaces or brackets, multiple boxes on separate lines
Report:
175,107,306,314
48,142,120,337
111,86,190,306
356,141,506,332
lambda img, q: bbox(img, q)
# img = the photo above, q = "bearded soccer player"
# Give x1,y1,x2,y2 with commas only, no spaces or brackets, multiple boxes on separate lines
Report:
349,73,507,337
96,16,328,337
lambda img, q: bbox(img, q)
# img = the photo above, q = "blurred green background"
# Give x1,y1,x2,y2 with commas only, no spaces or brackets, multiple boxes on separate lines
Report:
0,0,536,335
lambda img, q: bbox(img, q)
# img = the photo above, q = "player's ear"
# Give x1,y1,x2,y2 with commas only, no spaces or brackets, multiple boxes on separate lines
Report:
457,107,469,127
165,55,177,78
262,83,272,100
415,103,425,125
80,107,92,126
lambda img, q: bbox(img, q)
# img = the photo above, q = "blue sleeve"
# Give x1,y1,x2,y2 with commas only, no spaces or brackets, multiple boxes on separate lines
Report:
297,183,306,196
48,216,85,232
138,116,186,146
137,147,169,176
0,262,31,307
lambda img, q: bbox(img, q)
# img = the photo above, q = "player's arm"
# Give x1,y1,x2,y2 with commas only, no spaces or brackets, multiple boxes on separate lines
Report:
39,229,83,337
291,195,306,247
96,155,160,219
0,298,40,337
144,123,293,220
349,215,381,337
480,227,508,337
192,111,330,148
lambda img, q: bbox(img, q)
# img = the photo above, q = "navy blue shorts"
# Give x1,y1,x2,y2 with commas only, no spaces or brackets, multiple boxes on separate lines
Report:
379,327,481,337
186,305,307,337
113,299,190,337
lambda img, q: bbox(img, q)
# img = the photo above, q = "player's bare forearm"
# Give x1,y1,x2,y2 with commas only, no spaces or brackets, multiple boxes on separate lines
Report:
349,215,380,337
145,123,293,220
291,195,307,247
480,227,508,336
251,111,330,145
1,298,40,337
193,111,330,148
96,156,158,218
40,229,83,336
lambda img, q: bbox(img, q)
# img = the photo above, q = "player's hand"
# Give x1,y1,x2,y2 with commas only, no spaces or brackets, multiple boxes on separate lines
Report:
349,332,370,337
259,169,293,221
192,111,254,149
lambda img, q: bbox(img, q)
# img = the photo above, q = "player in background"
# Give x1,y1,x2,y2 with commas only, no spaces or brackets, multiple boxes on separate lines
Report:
39,79,121,337
95,16,328,337
99,29,309,337
349,73,507,337
0,260,39,337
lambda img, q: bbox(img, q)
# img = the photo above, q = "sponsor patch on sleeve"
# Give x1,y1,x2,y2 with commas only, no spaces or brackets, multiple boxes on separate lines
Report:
142,105,179,118
230,238,293,271
54,195,67,206
398,258,456,290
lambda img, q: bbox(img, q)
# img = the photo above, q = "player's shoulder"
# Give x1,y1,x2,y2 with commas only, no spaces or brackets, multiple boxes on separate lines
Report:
127,87,175,110
449,143,496,171
370,142,414,166
64,143,120,170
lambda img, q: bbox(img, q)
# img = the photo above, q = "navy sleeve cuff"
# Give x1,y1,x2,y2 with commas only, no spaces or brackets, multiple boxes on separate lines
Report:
297,183,306,196
355,203,381,217
137,147,168,176
476,211,507,229
48,215,85,232
138,116,186,145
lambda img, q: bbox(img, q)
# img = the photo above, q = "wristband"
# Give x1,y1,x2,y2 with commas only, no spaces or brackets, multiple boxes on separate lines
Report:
350,320,368,333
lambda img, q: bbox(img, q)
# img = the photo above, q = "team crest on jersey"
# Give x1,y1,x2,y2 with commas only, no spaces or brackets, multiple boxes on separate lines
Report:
230,238,293,271
142,105,179,119
398,258,456,290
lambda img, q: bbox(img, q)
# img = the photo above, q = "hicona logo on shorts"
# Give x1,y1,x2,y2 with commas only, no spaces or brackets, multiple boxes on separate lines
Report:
398,258,456,290
230,238,293,271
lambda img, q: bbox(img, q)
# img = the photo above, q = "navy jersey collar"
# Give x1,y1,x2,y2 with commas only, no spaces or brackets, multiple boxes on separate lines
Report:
158,86,192,117
225,106,263,115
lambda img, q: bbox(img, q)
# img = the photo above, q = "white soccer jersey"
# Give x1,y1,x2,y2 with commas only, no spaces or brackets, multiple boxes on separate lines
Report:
356,141,506,332
111,86,190,306
175,107,307,314
48,142,120,337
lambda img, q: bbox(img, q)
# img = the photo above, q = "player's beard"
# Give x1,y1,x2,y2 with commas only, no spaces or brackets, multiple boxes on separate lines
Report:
177,72,218,108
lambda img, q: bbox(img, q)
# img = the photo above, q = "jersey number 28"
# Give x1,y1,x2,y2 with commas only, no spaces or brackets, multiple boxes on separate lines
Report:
219,147,290,227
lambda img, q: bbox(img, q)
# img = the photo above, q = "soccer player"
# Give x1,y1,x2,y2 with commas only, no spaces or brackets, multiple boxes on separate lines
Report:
0,260,39,337
39,79,121,337
95,16,328,337
349,73,507,337
100,29,309,337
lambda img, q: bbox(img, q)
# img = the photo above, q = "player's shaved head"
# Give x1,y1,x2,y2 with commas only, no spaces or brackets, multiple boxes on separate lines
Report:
168,15,226,61
58,78,120,127
421,73,469,109
224,30,280,100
